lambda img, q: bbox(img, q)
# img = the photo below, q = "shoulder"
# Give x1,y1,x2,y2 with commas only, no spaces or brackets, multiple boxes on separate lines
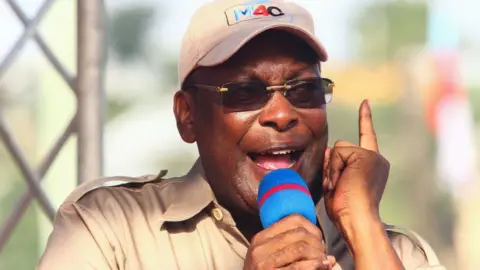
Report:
64,170,169,203
58,169,190,218
385,224,446,269
56,161,213,225
40,170,199,269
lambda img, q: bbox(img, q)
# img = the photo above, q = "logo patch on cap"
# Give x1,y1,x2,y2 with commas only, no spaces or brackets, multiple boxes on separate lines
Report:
225,0,292,26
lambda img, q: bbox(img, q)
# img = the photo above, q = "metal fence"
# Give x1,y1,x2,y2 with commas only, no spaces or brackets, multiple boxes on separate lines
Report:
0,0,105,254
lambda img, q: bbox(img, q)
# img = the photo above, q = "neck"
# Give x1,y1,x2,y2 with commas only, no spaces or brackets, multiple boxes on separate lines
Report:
310,174,324,204
229,209,263,242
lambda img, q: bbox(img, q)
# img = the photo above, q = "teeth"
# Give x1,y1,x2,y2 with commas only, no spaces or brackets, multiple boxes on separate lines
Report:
266,164,277,170
265,150,294,155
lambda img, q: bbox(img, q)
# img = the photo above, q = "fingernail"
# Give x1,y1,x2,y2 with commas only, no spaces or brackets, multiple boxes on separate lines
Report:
366,99,371,109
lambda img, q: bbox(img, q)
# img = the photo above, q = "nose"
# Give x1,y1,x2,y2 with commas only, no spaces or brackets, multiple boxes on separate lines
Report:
258,92,299,132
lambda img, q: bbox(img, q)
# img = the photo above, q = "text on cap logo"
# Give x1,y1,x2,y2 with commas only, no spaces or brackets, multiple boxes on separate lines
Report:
224,1,286,26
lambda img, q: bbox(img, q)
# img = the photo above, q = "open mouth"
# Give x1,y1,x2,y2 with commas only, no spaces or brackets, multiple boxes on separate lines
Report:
247,149,304,171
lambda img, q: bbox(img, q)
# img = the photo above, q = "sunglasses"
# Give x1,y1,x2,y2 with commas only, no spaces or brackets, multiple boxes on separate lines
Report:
184,77,334,113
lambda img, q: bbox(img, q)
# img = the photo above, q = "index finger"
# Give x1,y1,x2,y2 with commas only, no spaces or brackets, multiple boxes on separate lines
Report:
358,99,379,152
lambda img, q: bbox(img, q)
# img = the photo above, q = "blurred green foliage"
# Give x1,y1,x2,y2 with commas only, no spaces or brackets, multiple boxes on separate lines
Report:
469,87,480,122
107,6,156,62
355,2,428,62
162,57,180,88
106,98,134,122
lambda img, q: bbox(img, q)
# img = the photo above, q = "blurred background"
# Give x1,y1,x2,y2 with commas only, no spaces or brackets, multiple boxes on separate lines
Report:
0,0,479,269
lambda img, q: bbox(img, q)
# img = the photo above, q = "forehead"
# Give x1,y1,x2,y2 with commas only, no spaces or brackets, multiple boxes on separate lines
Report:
189,30,320,84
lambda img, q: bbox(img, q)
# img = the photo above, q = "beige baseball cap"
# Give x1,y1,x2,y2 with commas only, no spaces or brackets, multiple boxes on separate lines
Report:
178,0,328,86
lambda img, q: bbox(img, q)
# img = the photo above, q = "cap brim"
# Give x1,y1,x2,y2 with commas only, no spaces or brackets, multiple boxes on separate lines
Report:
197,22,328,67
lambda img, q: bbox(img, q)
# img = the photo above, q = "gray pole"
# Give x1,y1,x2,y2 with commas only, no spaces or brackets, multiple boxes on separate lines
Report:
77,0,106,184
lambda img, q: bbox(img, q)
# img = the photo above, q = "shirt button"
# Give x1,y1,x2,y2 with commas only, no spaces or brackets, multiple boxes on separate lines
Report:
211,208,223,221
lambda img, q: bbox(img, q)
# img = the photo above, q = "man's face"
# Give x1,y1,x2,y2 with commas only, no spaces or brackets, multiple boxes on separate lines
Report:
175,31,328,214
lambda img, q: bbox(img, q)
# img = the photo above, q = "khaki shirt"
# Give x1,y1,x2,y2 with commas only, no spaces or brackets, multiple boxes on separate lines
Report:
38,159,445,270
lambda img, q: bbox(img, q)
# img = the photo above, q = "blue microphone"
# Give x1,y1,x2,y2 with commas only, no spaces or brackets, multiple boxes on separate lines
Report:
257,168,317,228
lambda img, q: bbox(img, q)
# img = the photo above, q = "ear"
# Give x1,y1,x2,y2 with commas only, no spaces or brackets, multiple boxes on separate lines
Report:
173,90,196,143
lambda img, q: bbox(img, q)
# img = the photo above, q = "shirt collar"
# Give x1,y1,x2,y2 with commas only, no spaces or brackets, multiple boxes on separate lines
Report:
159,158,214,223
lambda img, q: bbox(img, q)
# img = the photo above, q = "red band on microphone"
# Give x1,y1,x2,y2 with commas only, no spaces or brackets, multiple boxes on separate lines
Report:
258,183,311,208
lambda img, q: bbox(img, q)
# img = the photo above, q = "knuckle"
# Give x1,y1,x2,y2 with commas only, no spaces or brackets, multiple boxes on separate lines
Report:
293,226,309,237
376,154,390,167
285,214,308,227
287,260,325,270
294,240,309,254
334,140,356,148
366,150,378,161
265,252,281,268
259,257,273,269
289,213,305,223
286,240,309,257
384,159,390,169
333,140,346,147
310,226,322,239
382,155,389,165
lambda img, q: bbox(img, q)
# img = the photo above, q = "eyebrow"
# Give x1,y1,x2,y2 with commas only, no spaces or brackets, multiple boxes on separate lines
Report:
237,64,320,82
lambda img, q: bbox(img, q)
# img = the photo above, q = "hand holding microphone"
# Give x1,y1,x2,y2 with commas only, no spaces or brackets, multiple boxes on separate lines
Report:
244,169,335,270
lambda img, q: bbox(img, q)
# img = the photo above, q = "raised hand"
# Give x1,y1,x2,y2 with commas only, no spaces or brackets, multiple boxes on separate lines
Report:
322,100,404,270
322,99,389,221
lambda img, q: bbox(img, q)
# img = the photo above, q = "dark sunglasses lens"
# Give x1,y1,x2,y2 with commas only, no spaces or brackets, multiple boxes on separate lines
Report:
221,82,269,112
287,79,330,108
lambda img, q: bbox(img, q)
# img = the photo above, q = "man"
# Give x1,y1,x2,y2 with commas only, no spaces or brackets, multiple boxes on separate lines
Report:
38,0,445,269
